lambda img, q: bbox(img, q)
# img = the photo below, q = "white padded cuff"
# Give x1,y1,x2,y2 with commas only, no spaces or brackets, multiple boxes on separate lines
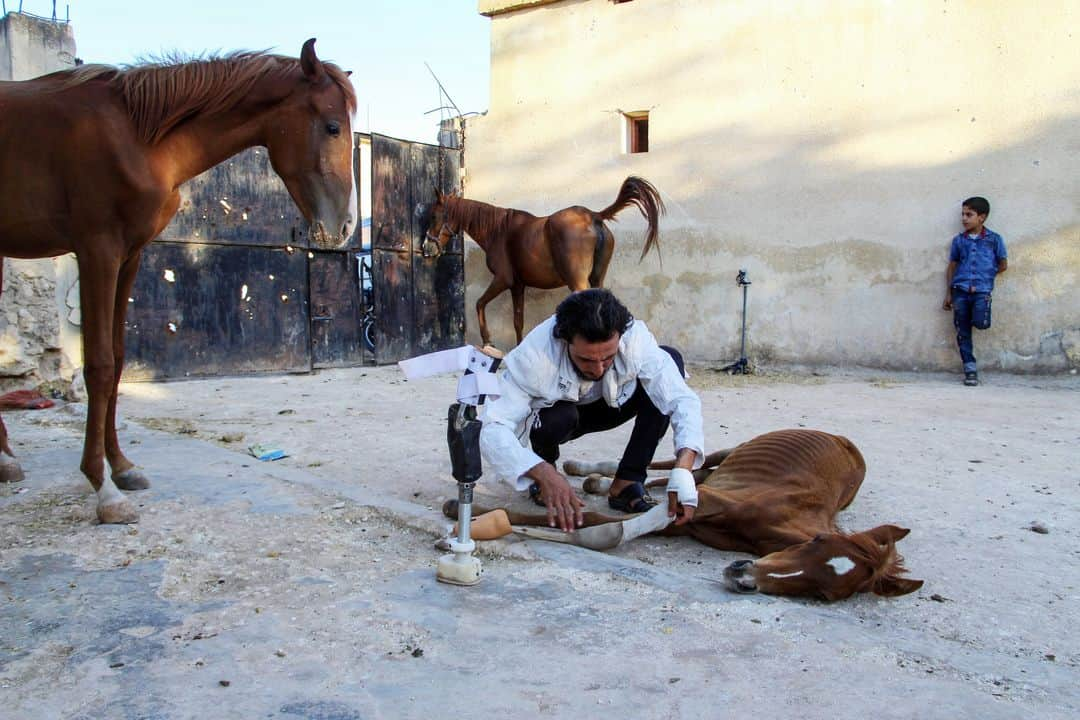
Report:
457,373,501,404
667,467,698,508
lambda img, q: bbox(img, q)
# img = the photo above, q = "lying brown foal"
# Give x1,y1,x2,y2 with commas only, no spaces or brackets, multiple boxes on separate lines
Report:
448,429,922,601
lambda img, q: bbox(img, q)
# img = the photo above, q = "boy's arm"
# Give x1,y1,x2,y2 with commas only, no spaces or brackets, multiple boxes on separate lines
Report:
996,236,1008,274
997,258,1008,274
943,261,957,310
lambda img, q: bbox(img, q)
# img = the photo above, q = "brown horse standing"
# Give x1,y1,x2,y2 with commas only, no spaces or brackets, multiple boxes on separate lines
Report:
425,176,665,346
0,40,357,524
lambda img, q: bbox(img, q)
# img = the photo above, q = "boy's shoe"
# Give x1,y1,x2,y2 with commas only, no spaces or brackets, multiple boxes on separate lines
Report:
963,371,979,386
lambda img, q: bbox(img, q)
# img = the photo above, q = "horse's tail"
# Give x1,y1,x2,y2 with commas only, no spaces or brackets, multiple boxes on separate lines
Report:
597,176,666,262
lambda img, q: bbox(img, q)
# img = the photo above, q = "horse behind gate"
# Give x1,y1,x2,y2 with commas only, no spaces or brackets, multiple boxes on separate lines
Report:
0,39,357,525
425,176,665,346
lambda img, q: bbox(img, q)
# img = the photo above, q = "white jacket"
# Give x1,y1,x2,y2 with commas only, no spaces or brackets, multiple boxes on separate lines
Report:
480,316,705,489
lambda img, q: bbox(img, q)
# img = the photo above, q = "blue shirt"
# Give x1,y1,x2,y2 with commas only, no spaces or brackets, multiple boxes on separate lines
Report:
949,228,1006,293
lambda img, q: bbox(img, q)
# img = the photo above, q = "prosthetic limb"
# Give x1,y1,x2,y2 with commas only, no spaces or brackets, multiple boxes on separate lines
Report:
440,402,485,585
400,345,503,586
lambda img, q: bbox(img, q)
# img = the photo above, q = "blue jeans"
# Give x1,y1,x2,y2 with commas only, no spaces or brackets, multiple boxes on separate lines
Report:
952,289,992,373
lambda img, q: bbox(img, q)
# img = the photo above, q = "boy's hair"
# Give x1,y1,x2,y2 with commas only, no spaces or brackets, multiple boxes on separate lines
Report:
963,196,991,217
553,289,634,343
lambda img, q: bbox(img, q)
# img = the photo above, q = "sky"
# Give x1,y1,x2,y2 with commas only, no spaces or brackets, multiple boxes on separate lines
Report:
31,0,491,144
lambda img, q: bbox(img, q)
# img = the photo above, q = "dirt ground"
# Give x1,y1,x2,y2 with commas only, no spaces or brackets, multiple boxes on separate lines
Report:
1,363,1078,718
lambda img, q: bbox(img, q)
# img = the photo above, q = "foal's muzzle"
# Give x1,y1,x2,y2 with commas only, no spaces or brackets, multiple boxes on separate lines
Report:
723,559,758,593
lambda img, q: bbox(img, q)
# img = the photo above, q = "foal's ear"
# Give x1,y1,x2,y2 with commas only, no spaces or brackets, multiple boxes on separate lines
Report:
300,38,326,81
873,576,924,597
863,525,911,546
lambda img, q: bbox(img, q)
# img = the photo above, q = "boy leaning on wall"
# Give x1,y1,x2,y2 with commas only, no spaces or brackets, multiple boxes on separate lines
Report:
942,196,1008,386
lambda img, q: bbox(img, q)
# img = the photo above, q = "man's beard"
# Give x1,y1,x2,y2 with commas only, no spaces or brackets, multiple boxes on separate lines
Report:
569,352,604,381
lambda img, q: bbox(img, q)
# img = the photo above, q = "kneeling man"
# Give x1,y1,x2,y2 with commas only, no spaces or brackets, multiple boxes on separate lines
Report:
480,289,704,532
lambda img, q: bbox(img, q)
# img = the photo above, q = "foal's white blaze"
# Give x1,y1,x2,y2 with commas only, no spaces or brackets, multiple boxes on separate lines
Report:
827,556,856,575
767,570,804,579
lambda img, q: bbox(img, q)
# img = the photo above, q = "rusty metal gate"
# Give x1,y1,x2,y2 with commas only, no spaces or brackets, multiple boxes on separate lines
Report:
370,133,464,364
124,133,462,380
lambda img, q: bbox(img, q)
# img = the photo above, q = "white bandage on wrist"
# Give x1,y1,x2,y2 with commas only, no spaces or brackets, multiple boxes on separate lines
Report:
667,467,698,508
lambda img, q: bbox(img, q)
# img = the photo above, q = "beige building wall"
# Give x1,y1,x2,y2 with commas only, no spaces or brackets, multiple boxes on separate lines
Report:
465,0,1080,372
0,12,79,390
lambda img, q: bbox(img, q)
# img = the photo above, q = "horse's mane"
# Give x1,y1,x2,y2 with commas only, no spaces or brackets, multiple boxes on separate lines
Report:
446,196,519,241
59,51,356,145
845,532,913,587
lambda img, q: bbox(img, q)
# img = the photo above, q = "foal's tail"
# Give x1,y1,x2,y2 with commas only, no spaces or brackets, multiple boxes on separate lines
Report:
597,176,666,262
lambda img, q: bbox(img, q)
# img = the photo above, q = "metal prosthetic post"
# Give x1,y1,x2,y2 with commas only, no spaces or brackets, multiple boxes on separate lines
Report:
398,344,503,587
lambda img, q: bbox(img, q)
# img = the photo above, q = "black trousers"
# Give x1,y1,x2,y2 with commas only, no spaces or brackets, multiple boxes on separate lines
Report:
529,346,685,485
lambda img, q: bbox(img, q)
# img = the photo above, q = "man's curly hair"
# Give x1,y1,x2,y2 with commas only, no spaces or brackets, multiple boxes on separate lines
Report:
553,289,634,343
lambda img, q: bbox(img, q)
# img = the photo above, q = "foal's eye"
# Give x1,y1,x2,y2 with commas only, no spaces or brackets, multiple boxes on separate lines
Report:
326,121,341,136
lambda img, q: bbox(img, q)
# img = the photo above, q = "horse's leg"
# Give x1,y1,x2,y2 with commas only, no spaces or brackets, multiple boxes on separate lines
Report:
547,221,596,292
588,225,614,289
106,252,149,490
78,251,138,524
475,277,509,347
510,283,526,344
0,257,26,484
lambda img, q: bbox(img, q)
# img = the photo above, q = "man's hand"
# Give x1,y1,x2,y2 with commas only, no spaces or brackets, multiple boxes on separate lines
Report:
667,453,698,526
942,296,953,311
529,462,585,532
667,493,696,526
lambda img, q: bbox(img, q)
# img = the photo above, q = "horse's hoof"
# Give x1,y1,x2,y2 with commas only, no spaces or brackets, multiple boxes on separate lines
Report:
113,467,151,491
0,456,25,484
582,474,612,495
442,499,459,519
97,498,139,525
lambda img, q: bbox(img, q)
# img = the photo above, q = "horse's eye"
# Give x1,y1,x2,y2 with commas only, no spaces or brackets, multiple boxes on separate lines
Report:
326,121,341,136
812,534,824,543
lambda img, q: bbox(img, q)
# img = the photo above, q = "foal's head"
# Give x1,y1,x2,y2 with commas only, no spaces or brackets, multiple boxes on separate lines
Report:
723,525,923,601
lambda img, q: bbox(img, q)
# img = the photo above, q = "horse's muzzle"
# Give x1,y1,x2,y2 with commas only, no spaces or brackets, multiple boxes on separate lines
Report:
723,559,759,593
308,221,349,251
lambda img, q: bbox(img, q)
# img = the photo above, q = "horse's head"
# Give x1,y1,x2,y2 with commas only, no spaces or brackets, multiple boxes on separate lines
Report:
265,39,358,250
422,187,456,257
723,525,923,601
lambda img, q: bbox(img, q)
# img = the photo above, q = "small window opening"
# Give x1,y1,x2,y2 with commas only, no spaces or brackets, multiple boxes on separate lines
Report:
625,111,649,153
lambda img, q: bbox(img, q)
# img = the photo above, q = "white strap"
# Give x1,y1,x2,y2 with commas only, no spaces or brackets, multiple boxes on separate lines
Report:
457,373,501,404
666,467,698,508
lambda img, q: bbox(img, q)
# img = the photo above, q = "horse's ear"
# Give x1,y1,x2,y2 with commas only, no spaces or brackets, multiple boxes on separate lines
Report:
863,525,910,546
300,38,325,81
873,576,923,597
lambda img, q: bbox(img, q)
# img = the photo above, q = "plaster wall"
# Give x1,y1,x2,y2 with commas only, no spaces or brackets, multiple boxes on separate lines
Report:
0,12,79,389
465,0,1080,372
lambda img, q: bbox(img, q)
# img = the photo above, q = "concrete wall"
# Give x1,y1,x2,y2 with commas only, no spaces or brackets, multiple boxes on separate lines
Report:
0,12,79,390
465,0,1080,372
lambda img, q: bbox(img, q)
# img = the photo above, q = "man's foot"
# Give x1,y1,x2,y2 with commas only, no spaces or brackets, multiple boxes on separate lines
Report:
964,371,979,386
608,481,658,514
